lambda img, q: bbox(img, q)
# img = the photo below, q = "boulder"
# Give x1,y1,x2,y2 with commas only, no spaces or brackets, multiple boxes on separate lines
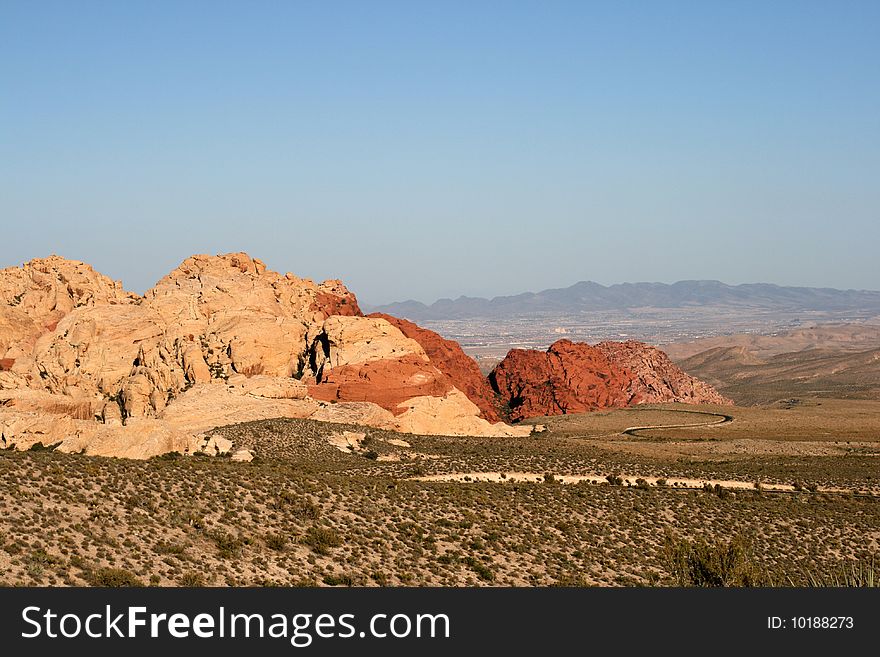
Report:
230,449,254,462
307,315,427,378
326,430,367,453
393,389,530,437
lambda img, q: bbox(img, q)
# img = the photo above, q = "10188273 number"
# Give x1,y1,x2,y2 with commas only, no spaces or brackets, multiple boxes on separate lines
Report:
768,616,854,630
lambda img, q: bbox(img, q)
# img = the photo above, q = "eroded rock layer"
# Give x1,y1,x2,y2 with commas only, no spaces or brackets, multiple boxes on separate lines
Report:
368,313,501,421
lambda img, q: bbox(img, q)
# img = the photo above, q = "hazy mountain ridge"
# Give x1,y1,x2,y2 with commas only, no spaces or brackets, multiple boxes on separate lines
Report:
369,280,880,320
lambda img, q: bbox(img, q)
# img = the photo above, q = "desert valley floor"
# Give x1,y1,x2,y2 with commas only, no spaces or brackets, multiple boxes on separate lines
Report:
2,398,877,587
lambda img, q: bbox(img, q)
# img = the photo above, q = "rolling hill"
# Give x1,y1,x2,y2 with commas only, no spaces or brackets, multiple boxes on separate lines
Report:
672,324,880,404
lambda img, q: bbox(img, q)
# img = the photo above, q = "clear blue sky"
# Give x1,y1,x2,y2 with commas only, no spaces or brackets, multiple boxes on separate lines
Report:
2,1,878,304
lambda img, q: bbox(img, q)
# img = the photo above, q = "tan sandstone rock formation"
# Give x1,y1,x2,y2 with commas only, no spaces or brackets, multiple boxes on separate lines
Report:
0,253,528,458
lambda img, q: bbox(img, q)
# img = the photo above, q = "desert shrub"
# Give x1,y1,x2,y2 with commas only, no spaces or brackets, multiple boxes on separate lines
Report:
86,567,145,587
663,533,769,587
801,556,876,587
713,484,731,499
178,572,206,586
209,530,247,558
551,573,588,586
152,451,182,461
28,442,62,452
153,540,186,556
24,549,61,579
277,493,321,520
264,533,287,551
322,572,361,586
606,475,623,486
464,556,495,582
302,525,342,555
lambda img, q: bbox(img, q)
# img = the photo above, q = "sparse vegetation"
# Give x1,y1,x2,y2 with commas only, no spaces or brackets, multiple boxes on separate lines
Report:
0,409,877,587
663,534,769,587
302,526,342,555
86,567,145,587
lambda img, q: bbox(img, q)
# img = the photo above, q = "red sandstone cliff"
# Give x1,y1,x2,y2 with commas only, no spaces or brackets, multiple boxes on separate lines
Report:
490,338,730,420
368,313,501,422
489,340,638,421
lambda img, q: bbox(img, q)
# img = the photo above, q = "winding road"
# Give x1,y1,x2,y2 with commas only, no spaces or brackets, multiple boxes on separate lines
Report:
566,407,734,441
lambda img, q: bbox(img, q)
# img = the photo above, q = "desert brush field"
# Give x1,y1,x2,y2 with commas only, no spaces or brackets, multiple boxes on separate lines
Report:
2,400,877,587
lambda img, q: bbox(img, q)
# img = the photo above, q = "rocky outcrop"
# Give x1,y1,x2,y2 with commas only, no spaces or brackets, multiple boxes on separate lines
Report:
5,253,362,412
0,256,135,366
368,313,501,422
490,339,730,420
489,340,637,421
394,389,526,437
0,253,529,458
306,315,427,378
595,340,733,406
303,314,526,435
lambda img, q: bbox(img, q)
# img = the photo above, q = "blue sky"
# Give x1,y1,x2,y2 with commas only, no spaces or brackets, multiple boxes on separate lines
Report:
2,1,878,304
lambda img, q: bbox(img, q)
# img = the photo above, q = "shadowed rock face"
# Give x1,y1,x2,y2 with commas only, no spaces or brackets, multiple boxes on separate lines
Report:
490,339,729,421
368,313,501,422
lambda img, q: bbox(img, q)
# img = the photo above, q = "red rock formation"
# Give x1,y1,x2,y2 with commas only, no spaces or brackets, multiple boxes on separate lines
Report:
312,289,362,317
490,338,730,420
308,354,453,415
489,340,638,421
595,340,732,406
368,313,500,422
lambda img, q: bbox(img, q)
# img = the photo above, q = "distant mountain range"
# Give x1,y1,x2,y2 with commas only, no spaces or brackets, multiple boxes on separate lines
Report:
368,280,880,320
